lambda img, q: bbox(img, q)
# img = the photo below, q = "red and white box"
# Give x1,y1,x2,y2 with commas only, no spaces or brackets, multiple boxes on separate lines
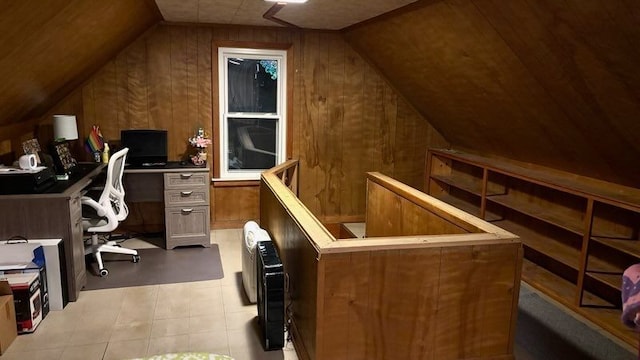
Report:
1,273,42,334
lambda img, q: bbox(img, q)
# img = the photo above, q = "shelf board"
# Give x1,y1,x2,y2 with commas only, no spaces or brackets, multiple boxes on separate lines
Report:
434,194,502,222
522,259,612,307
431,174,483,196
488,194,584,236
587,271,622,290
495,220,623,274
495,220,580,269
592,236,640,258
521,259,637,349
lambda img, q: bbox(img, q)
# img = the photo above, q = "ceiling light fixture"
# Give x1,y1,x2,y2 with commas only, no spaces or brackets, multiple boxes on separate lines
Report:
264,0,308,3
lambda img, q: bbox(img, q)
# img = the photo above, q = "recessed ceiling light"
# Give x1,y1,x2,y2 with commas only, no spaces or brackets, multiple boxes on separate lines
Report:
264,0,308,3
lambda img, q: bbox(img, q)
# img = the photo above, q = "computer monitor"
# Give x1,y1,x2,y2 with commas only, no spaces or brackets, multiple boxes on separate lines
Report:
120,129,168,166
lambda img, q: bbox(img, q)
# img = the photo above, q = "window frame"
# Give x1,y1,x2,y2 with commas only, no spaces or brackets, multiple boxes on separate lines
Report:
214,44,291,181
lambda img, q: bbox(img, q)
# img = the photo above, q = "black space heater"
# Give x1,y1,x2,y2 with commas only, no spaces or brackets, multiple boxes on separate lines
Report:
256,240,285,351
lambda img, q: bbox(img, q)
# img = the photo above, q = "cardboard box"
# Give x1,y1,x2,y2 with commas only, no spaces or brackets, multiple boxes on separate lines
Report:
1,239,65,311
0,242,49,317
0,281,17,354
3,273,42,334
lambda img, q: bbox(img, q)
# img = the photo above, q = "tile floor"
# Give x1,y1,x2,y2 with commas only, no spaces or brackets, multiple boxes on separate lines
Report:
0,229,299,360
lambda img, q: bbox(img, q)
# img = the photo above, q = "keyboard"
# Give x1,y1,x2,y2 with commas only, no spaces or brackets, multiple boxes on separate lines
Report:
141,162,167,167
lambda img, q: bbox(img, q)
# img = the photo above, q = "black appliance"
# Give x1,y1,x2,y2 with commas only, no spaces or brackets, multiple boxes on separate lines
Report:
0,166,56,194
256,240,285,351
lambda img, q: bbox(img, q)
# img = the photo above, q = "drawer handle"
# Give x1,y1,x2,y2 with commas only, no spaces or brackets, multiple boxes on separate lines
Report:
181,191,193,196
180,173,193,179
181,208,193,214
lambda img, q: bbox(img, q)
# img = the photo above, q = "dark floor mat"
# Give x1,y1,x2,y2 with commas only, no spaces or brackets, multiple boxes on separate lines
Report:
83,245,224,291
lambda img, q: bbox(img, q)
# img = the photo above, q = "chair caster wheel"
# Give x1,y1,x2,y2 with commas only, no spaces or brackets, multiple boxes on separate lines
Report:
133,255,140,263
99,268,109,277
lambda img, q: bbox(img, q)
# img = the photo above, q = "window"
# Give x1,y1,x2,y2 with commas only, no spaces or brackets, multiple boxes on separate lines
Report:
218,47,288,180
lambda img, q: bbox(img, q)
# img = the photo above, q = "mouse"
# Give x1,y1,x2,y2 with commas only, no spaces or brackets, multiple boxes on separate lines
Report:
179,160,187,166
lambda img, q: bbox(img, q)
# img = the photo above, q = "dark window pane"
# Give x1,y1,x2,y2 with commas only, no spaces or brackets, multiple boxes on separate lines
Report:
227,59,277,113
227,118,277,170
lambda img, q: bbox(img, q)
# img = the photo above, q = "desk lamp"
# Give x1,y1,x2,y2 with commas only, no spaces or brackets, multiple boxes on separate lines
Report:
52,115,79,180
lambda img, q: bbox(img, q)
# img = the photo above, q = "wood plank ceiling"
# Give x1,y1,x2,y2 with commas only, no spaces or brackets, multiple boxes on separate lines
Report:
344,0,640,187
0,0,161,128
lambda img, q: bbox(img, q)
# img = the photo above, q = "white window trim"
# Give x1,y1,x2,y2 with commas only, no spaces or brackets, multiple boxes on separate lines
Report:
218,47,287,180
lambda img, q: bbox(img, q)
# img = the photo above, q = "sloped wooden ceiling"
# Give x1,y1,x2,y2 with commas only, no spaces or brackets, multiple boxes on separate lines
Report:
344,0,640,187
0,0,161,128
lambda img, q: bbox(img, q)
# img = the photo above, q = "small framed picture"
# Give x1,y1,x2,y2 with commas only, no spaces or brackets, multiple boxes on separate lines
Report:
51,142,77,173
22,138,42,164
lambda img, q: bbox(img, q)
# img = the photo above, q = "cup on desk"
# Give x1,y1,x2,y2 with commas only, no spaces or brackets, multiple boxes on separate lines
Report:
18,154,37,170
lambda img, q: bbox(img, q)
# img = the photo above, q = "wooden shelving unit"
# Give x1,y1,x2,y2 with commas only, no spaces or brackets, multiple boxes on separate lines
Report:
426,148,640,348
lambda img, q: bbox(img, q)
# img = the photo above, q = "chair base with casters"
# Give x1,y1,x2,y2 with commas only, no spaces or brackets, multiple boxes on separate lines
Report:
84,234,140,277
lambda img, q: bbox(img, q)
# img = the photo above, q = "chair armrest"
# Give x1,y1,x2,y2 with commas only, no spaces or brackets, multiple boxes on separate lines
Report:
81,196,107,217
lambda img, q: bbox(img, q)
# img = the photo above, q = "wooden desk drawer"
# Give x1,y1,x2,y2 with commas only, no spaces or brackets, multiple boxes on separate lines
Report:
164,206,210,249
164,189,209,207
164,172,208,189
71,214,86,286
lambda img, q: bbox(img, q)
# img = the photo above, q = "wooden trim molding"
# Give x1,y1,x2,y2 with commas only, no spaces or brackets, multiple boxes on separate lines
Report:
263,3,300,28
212,180,260,187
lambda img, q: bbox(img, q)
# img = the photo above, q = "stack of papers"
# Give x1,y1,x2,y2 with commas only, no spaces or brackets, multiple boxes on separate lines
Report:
0,166,47,175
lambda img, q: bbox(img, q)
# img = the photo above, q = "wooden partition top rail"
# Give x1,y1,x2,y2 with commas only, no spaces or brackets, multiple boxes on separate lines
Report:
262,160,335,254
267,159,299,195
324,233,519,252
429,148,640,210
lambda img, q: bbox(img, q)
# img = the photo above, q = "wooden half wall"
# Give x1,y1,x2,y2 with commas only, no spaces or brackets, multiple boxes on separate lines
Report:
260,160,522,360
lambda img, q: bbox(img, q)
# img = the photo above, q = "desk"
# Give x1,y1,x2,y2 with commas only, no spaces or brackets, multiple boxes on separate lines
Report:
0,163,105,302
124,162,210,249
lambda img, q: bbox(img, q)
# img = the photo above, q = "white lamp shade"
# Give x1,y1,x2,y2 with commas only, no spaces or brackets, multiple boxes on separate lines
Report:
53,115,78,140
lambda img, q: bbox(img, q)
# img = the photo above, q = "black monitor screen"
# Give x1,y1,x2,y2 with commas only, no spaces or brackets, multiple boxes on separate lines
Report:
120,129,168,166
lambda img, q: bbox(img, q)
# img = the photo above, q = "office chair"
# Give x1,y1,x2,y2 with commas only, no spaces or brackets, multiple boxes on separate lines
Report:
82,147,140,277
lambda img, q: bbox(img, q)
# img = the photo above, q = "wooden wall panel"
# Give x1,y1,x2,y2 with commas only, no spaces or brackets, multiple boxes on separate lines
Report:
147,26,173,135
169,27,191,160
366,179,468,237
434,245,519,358
0,87,87,164
293,31,449,221
319,244,521,359
212,185,260,229
26,23,447,227
365,181,402,237
344,0,640,187
127,41,150,129
298,31,323,217
340,47,367,217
